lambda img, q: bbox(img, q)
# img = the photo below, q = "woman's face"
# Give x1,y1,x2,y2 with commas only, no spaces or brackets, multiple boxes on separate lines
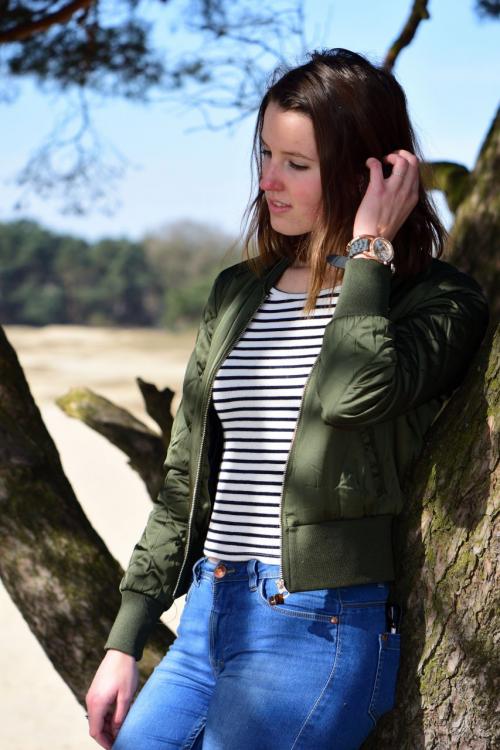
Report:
259,100,322,236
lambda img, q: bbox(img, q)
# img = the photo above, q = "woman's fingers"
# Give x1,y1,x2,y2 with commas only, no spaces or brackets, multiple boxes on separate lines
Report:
382,153,409,177
382,151,419,188
382,149,418,165
365,151,419,192
355,150,420,239
87,702,115,749
111,695,134,740
365,157,385,190
85,651,138,748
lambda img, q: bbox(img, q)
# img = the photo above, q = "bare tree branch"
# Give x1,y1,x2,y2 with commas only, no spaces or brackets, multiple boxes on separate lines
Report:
11,88,130,216
3,0,306,212
382,0,430,72
423,161,472,214
56,386,167,500
0,0,95,42
474,0,500,19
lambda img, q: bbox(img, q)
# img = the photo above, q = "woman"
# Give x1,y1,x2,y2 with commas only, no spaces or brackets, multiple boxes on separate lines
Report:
86,48,489,749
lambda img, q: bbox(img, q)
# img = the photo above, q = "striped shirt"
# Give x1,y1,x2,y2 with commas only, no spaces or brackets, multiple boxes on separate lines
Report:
202,281,342,564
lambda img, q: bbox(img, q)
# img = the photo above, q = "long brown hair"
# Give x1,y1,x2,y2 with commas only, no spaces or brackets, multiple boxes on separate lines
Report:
240,48,448,315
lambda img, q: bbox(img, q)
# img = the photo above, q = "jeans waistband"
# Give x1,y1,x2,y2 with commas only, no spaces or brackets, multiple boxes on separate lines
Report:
192,557,279,591
190,555,390,602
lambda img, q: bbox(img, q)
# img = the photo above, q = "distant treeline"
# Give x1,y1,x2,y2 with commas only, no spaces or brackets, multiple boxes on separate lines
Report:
0,219,240,328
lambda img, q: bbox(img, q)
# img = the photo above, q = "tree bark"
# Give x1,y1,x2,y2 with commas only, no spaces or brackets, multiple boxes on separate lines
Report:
56,382,173,501
0,0,95,43
361,321,499,749
383,0,430,72
424,161,472,214
361,101,499,750
0,326,175,706
445,105,500,321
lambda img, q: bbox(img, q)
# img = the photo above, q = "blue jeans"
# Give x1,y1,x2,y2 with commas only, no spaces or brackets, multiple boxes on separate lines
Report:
113,556,401,750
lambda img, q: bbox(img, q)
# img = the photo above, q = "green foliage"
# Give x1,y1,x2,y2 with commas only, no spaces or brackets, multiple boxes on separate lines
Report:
142,218,240,329
0,218,238,328
162,276,216,330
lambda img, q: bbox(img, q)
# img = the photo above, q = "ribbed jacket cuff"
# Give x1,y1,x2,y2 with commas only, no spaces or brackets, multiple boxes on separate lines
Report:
104,590,165,661
334,258,392,318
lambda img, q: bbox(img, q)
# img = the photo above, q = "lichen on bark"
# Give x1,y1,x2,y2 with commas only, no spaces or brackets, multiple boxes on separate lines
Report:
362,323,499,749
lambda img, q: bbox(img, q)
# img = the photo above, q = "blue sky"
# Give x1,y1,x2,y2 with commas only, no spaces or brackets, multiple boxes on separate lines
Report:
2,0,499,243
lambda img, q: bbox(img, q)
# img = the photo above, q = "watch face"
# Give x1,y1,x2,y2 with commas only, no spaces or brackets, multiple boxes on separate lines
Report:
373,237,394,262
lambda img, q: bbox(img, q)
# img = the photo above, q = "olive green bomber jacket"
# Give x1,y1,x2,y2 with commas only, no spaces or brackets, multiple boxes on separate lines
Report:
105,254,489,660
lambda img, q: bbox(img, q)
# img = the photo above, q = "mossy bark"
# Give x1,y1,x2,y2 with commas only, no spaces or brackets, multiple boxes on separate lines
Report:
56,384,170,501
360,92,499,750
445,105,499,321
0,326,175,706
361,322,499,749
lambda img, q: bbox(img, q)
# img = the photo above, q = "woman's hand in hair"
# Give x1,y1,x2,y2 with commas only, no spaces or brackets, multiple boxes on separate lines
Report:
353,150,420,241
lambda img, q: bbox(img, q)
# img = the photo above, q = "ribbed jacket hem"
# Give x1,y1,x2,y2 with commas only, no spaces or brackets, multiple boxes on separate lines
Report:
104,590,165,661
333,257,392,319
285,515,395,591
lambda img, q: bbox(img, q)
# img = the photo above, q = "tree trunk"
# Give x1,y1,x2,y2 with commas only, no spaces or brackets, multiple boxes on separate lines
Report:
0,326,175,706
445,104,499,320
361,321,499,749
361,104,499,750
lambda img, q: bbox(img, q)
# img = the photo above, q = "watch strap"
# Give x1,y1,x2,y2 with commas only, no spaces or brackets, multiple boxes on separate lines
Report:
326,254,348,268
346,235,372,258
326,253,396,275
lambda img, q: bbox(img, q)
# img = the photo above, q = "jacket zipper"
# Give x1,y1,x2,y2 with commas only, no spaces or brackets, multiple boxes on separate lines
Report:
276,352,321,593
172,288,268,599
276,291,339,593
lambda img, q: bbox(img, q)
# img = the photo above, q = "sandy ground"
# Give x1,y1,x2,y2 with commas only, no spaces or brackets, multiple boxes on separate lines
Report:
1,325,198,750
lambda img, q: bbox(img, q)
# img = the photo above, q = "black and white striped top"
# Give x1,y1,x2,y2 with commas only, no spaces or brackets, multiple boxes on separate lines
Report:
202,281,342,564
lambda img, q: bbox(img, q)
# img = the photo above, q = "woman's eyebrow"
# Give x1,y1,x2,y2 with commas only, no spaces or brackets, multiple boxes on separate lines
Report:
260,138,315,161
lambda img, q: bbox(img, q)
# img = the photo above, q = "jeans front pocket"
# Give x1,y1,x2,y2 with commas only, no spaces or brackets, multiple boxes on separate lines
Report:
184,579,198,606
257,577,340,623
368,632,401,725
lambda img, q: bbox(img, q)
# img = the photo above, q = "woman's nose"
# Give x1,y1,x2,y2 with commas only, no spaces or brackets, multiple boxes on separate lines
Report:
259,163,284,192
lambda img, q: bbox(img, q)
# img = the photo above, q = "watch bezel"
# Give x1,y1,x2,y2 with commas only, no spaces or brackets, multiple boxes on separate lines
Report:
372,236,394,263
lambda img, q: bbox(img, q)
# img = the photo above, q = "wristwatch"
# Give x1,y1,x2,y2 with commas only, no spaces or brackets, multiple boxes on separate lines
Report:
325,234,395,274
346,235,395,272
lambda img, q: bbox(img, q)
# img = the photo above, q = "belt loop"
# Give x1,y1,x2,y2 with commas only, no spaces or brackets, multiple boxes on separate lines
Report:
247,559,258,591
191,556,204,586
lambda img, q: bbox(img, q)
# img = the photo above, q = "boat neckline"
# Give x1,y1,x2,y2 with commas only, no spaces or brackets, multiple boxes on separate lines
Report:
269,284,342,297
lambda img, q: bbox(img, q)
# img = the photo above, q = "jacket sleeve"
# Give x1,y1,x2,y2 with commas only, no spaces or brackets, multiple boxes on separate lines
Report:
316,257,490,429
104,268,228,660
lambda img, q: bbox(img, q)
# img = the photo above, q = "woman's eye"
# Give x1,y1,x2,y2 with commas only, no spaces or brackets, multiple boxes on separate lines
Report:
260,148,308,171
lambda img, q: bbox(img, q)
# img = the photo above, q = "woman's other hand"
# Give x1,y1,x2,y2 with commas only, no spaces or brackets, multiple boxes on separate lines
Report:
353,150,420,241
85,649,139,749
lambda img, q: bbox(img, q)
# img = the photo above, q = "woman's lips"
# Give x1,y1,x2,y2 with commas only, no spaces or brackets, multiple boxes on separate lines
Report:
267,198,292,214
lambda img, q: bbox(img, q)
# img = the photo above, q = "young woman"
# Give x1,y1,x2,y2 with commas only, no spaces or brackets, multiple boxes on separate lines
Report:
86,48,490,749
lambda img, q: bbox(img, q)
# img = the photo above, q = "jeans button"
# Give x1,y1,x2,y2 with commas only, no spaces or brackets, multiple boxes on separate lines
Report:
214,564,227,578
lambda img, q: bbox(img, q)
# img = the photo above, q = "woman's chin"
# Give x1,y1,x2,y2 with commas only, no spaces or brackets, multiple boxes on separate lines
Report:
270,218,311,237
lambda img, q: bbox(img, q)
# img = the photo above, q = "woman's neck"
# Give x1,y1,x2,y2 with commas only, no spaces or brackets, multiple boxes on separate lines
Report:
275,261,340,294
